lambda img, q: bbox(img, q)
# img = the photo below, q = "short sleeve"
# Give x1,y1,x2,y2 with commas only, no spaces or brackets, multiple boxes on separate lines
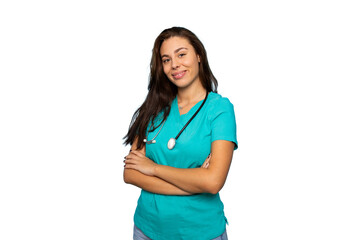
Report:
209,97,238,150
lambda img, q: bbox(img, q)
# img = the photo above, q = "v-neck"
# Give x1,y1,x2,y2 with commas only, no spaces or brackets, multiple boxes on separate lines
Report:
175,95,206,117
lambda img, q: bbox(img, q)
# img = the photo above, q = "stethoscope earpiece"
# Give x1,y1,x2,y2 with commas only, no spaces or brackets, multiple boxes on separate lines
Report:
143,139,156,144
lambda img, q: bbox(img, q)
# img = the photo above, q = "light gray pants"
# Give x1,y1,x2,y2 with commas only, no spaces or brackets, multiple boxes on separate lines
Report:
134,225,228,240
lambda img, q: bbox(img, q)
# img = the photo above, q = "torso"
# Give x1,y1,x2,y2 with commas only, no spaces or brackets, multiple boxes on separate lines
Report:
134,92,237,240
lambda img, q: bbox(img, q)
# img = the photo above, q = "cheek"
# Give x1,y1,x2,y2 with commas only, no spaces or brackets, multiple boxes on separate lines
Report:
162,64,170,75
162,65,173,81
184,58,198,69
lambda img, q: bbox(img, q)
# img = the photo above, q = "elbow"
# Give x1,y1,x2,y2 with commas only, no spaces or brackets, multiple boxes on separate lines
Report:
205,179,224,195
207,185,222,195
123,169,133,184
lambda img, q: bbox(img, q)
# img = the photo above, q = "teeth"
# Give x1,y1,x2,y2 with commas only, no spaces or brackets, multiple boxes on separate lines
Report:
173,71,185,78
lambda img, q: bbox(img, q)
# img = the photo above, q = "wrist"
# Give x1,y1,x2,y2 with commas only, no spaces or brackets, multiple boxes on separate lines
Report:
153,163,160,177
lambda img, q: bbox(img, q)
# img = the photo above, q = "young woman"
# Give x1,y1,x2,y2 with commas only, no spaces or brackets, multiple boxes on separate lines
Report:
124,27,237,240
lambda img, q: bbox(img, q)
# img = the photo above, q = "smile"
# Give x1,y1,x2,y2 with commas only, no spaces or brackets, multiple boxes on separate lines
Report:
172,70,186,80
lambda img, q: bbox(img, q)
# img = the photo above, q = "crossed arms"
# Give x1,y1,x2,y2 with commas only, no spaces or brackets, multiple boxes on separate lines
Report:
123,137,234,195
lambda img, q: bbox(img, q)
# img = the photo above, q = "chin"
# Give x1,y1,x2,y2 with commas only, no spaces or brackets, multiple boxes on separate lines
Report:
172,81,191,89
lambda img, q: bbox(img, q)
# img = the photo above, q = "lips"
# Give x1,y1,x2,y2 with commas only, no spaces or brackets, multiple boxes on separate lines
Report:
172,70,186,80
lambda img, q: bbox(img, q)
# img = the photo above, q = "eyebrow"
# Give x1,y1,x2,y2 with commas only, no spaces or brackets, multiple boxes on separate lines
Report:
161,47,188,58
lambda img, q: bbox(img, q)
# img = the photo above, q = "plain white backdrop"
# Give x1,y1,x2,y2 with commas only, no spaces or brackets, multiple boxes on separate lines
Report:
1,0,359,239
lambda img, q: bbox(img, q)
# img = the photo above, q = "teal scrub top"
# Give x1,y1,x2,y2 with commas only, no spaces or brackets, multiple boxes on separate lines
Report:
134,92,238,240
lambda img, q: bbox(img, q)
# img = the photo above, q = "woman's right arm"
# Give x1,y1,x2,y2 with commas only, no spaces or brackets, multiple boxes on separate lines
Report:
123,137,192,195
124,169,192,195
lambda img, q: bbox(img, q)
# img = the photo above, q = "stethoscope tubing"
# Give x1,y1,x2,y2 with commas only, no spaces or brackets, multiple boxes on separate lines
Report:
174,91,209,140
144,91,209,149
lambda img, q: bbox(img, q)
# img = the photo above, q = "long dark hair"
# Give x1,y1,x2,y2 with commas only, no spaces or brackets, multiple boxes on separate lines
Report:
124,27,218,149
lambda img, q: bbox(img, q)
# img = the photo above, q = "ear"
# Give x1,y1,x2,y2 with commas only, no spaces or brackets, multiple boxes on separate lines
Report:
197,55,200,63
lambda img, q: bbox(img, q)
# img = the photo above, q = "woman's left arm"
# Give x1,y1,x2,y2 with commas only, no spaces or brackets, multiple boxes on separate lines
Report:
124,140,234,194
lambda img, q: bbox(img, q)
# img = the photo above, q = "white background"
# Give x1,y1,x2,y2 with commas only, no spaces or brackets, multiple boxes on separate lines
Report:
1,0,359,239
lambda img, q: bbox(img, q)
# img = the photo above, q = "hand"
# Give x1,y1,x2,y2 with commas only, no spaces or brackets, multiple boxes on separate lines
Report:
124,150,157,176
201,153,211,169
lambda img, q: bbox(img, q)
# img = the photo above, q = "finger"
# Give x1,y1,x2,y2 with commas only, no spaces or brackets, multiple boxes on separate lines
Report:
201,159,209,168
126,152,141,160
131,150,145,157
124,157,138,165
124,155,131,161
202,157,210,165
201,164,209,169
124,157,137,165
124,151,135,158
202,154,211,163
124,163,136,170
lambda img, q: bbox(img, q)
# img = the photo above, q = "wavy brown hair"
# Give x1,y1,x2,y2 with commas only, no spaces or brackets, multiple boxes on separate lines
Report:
124,27,218,149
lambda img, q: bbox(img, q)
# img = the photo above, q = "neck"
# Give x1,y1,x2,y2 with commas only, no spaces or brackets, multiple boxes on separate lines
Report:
177,83,207,104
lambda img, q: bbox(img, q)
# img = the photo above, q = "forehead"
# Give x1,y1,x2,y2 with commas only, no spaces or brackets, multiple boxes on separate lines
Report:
160,36,194,55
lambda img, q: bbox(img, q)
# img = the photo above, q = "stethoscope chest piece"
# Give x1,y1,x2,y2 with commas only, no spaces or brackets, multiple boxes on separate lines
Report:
167,138,176,150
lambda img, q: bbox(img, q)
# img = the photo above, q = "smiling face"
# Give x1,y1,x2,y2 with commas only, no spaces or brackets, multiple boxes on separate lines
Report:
160,36,201,90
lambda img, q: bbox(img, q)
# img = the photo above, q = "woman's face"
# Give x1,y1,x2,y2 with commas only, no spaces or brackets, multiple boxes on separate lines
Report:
160,36,200,90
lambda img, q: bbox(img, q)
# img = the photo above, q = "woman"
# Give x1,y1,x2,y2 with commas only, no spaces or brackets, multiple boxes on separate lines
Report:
124,27,237,240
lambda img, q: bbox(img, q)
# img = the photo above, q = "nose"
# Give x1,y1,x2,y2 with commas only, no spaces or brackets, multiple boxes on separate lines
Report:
171,58,179,69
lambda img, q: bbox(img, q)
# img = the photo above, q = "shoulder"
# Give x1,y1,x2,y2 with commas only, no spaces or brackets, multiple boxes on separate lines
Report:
206,92,238,149
206,92,235,113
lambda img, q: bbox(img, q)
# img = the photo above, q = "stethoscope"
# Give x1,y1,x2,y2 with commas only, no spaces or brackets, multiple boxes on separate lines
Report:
144,92,209,150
